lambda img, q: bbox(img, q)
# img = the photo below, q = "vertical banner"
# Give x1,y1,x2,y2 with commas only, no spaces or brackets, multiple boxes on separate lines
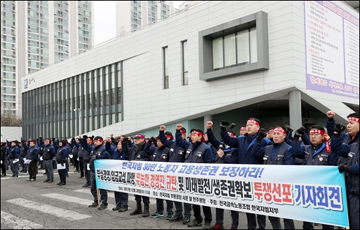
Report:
304,1,359,98
95,160,349,227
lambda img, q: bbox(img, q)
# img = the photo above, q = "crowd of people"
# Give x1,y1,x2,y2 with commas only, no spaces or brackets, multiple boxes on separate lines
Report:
0,111,358,230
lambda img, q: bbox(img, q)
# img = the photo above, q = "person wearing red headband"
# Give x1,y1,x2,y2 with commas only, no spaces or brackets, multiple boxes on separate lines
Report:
87,136,110,210
175,124,214,228
220,118,272,230
158,125,191,224
255,127,295,229
331,128,359,230
292,125,337,229
326,112,359,165
206,121,239,230
79,135,94,188
239,125,247,136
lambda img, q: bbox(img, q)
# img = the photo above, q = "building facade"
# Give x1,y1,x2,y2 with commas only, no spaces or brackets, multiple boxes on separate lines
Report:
116,1,177,36
1,1,93,117
21,1,359,140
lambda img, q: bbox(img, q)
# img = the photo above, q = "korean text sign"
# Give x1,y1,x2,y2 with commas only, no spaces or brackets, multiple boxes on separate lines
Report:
95,160,348,227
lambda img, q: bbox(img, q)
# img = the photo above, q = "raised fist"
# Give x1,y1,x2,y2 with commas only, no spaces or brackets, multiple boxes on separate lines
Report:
160,125,166,131
207,121,213,129
176,124,183,131
327,111,335,119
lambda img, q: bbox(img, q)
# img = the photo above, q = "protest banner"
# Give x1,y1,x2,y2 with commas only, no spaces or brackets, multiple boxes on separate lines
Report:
95,160,348,227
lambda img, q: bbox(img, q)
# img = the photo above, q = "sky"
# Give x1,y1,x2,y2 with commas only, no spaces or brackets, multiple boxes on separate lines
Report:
93,1,185,46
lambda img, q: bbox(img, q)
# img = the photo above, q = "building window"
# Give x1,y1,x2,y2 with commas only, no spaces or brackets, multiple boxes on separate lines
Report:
199,11,269,81
212,28,256,71
182,40,188,86
163,46,169,89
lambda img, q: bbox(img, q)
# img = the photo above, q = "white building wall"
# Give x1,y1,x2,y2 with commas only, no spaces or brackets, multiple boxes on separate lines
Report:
1,127,22,142
22,1,358,138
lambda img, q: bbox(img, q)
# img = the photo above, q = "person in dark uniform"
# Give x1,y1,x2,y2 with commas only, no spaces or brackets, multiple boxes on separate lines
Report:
331,122,359,230
80,135,94,187
19,140,28,173
9,140,20,178
239,125,247,136
1,142,7,177
43,138,56,183
124,133,151,217
254,126,295,229
158,125,191,224
292,125,337,230
146,136,174,219
326,112,359,166
76,137,85,179
88,136,110,210
105,137,129,212
175,124,214,229
70,137,80,173
220,118,272,230
206,121,239,230
26,139,40,182
55,140,69,186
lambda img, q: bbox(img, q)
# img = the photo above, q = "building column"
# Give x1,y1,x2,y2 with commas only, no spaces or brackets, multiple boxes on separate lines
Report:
289,90,302,131
204,115,213,131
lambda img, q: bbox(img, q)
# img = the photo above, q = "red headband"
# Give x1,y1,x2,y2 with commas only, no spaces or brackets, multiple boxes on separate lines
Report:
247,119,260,126
240,127,246,131
180,130,186,135
228,132,235,137
192,131,203,136
87,138,94,143
165,134,173,139
309,129,325,135
273,127,286,135
348,117,359,123
95,138,103,142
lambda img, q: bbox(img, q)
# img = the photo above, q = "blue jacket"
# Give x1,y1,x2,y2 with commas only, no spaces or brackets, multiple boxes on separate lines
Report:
105,142,129,160
206,128,238,164
220,130,272,164
175,130,214,163
291,141,338,166
255,141,294,165
56,146,69,163
9,145,20,159
90,144,110,172
158,130,186,162
80,139,94,163
26,145,40,161
42,144,55,160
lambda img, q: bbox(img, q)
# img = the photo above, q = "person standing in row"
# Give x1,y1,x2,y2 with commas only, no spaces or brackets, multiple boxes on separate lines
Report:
1,142,7,177
80,135,94,188
26,139,40,182
125,133,151,217
175,124,214,229
88,136,110,210
56,140,69,186
9,140,20,178
105,137,129,212
43,138,56,183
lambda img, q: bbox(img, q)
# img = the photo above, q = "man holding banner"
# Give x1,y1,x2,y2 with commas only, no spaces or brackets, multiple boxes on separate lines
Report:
175,124,214,229
220,118,272,230
292,125,338,229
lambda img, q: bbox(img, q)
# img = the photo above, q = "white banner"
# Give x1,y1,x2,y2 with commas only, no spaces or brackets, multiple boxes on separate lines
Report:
95,160,349,227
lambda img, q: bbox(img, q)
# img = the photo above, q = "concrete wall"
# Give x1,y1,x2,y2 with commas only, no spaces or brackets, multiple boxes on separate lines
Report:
1,127,22,142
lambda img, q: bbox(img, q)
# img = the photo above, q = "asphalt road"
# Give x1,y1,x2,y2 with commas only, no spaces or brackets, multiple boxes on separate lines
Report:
1,166,326,229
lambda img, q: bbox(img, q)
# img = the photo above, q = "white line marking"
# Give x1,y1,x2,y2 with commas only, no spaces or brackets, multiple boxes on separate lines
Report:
41,193,116,210
1,211,43,229
6,198,91,221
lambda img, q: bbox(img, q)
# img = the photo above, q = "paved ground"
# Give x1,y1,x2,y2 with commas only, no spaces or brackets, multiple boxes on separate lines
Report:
1,166,326,229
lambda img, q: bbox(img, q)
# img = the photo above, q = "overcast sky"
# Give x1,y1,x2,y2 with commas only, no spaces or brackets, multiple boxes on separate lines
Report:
93,1,184,46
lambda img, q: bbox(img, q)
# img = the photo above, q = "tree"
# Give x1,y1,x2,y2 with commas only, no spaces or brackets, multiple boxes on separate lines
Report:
1,114,22,127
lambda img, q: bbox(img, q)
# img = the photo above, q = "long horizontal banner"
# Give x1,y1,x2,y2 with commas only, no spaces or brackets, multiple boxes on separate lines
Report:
94,160,348,227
